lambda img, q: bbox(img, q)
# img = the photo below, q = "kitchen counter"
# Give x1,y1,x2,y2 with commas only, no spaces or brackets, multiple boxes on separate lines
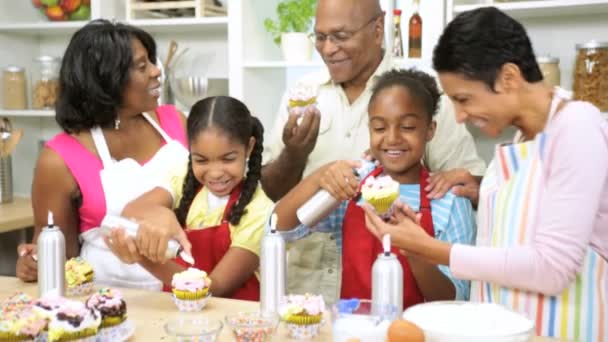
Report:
0,276,562,341
0,197,33,234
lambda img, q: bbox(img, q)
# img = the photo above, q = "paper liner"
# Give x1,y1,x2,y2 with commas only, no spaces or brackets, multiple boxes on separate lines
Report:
66,282,95,297
364,193,398,215
285,322,322,340
283,313,322,325
96,319,134,342
172,293,210,312
0,331,35,341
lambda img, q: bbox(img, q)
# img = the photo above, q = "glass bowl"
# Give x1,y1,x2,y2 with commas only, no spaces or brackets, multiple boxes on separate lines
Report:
402,301,534,342
331,299,396,342
224,311,279,342
164,316,223,342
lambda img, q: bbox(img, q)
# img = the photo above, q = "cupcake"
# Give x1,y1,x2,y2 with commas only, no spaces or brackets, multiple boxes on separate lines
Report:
360,175,399,216
171,268,212,312
65,257,95,297
47,299,100,342
279,294,325,339
287,85,318,117
0,293,47,341
85,288,127,340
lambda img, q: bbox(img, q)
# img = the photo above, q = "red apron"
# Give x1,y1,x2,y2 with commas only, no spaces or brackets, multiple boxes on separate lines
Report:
166,184,260,301
340,166,434,309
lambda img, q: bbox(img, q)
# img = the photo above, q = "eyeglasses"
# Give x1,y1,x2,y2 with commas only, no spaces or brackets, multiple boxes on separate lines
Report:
313,14,382,47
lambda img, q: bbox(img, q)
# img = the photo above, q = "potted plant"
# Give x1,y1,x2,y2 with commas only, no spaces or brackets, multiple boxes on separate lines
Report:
264,0,317,62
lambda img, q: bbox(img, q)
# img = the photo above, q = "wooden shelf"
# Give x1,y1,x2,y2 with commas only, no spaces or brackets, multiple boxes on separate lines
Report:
0,21,87,36
0,110,54,117
453,0,608,19
243,60,325,68
0,197,33,233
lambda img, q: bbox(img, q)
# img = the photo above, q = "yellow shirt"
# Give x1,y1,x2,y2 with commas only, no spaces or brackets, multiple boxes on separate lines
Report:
164,161,273,257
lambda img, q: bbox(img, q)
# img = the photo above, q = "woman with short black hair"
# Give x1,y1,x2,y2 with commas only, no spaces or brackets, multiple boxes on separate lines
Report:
16,19,189,290
364,7,608,340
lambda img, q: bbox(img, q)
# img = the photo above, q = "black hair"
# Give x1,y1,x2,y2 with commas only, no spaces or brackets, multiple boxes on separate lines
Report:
55,19,157,133
174,96,264,227
370,68,441,121
432,7,543,91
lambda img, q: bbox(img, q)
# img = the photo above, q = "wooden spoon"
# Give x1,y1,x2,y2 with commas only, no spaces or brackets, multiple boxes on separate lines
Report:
1,128,23,158
164,40,178,70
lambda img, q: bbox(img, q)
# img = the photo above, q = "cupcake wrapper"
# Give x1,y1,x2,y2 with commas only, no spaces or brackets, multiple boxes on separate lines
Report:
47,327,97,342
286,322,322,340
100,315,126,328
287,103,317,118
284,314,322,325
172,293,210,312
97,320,133,342
66,282,95,297
171,288,208,300
0,331,35,341
365,194,398,215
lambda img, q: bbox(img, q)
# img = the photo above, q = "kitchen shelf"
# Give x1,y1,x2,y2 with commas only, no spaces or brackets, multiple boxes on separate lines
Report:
243,60,325,68
453,0,608,19
0,21,87,36
0,109,54,117
0,17,228,36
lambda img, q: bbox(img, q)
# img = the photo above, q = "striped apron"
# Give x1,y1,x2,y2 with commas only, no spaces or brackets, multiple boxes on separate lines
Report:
472,88,607,341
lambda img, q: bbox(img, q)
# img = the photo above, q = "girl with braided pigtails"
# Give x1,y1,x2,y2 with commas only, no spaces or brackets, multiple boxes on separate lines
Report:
107,96,272,300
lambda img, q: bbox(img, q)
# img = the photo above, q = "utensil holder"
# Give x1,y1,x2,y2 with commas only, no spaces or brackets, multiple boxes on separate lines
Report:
0,155,13,203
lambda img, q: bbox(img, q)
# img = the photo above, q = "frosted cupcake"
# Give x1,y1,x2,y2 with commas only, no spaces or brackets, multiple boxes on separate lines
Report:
0,293,47,341
65,257,95,297
279,294,325,339
287,85,318,117
85,288,127,340
47,299,100,342
360,175,399,216
171,268,212,312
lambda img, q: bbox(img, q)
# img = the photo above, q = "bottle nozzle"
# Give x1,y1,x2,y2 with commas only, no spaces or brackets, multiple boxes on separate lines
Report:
382,234,391,256
178,248,195,265
269,213,278,234
47,211,54,227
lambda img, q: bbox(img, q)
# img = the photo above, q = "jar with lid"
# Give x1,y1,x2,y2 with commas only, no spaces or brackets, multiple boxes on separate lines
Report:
536,56,560,88
573,40,608,112
2,66,27,110
31,56,61,110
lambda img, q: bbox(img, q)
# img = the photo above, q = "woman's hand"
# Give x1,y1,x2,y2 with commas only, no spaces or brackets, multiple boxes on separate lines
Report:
318,160,361,201
426,168,480,206
16,243,37,282
104,228,142,265
134,207,191,264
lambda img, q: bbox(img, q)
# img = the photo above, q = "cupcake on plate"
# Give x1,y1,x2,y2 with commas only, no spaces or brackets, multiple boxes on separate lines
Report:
85,288,128,340
287,85,318,117
171,267,212,312
47,299,100,342
279,294,325,340
65,257,95,297
0,293,47,341
360,175,399,216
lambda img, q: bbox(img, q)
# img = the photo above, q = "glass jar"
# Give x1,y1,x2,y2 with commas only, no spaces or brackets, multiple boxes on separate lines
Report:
573,40,608,112
31,56,60,109
536,56,560,88
2,66,27,109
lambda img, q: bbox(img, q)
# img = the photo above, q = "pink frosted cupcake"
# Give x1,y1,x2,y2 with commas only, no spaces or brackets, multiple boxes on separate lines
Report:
0,293,47,341
47,299,101,342
361,175,399,216
65,257,95,297
171,268,212,312
287,85,318,118
86,288,128,340
279,294,325,339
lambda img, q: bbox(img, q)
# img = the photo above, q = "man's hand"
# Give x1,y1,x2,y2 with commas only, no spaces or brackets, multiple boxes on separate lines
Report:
282,106,321,160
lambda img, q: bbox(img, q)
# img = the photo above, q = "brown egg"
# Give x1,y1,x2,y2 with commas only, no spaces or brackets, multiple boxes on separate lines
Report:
387,319,425,342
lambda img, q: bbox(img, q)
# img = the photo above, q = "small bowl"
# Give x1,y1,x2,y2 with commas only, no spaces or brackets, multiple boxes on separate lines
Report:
331,299,396,342
224,311,279,342
164,317,223,342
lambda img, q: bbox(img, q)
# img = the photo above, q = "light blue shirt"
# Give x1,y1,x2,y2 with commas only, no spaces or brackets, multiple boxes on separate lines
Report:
279,171,477,300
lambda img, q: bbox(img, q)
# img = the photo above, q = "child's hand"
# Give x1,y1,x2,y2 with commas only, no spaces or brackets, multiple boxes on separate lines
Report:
104,228,141,265
318,160,361,201
16,243,37,282
426,168,480,205
134,208,192,264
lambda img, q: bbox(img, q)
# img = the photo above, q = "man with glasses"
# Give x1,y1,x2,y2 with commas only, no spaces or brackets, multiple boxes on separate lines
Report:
261,0,485,302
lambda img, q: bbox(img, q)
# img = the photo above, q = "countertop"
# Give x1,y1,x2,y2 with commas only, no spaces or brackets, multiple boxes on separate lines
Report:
0,276,562,341
0,197,33,233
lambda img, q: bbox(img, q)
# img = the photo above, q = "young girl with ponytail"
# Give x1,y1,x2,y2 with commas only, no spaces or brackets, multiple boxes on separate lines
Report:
107,96,272,300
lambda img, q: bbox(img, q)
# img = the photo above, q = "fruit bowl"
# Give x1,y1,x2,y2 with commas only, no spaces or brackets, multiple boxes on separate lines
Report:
32,0,91,21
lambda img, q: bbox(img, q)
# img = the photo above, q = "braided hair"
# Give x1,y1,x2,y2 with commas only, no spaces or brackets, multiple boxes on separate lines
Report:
174,96,264,226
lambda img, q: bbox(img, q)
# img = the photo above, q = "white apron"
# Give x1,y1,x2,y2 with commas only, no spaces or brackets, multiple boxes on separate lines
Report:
80,113,189,290
472,88,607,341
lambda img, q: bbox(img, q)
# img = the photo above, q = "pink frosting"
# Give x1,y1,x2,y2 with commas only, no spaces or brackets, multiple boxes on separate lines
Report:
86,288,124,310
363,175,397,190
281,294,325,316
171,268,211,292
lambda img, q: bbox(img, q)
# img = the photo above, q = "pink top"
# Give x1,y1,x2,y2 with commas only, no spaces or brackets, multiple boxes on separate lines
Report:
451,102,608,295
46,105,187,233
